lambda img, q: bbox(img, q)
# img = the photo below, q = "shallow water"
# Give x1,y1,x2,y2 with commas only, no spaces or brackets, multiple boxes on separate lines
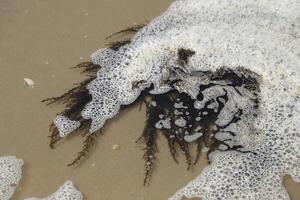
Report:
0,0,299,199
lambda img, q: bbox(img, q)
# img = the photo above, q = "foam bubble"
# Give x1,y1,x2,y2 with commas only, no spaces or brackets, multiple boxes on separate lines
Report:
184,132,202,143
155,118,171,129
174,117,187,127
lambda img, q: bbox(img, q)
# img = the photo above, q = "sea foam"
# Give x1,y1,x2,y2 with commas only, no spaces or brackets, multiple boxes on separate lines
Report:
0,156,23,200
25,181,83,200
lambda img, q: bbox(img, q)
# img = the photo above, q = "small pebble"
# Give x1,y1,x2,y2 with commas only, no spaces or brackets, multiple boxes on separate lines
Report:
112,144,120,150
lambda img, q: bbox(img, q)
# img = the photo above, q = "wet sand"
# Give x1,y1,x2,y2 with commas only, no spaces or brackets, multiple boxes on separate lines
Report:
0,0,299,199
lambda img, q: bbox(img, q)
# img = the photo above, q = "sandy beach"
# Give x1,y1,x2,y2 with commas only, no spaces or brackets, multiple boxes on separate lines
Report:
0,0,299,199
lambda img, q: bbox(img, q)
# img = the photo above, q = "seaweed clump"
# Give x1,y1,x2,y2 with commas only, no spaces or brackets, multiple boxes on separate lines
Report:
43,24,261,185
137,67,260,184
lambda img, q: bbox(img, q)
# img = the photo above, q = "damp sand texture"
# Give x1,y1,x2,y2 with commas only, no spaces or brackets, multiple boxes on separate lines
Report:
0,0,299,200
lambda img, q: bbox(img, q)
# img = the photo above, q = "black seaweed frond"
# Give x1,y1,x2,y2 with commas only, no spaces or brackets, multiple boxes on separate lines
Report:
142,128,158,186
67,129,101,167
43,63,99,118
105,23,146,40
71,61,101,74
193,138,203,165
42,61,98,109
107,39,132,51
105,23,147,51
163,133,179,163
176,134,193,170
138,98,160,185
49,122,61,149
178,48,196,65
139,91,198,184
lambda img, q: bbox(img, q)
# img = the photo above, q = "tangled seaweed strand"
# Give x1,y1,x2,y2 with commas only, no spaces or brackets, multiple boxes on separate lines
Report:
67,129,101,166
107,40,132,51
105,23,146,40
136,97,160,185
105,23,146,51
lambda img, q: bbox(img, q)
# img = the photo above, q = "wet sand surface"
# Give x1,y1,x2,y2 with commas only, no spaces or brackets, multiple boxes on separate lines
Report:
0,0,299,199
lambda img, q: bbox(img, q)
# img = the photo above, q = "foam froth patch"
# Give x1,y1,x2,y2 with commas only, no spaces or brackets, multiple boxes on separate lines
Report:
25,181,83,200
0,156,23,200
54,116,81,137
51,0,299,198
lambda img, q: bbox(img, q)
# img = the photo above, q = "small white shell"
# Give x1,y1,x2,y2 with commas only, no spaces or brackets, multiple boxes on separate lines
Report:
112,144,120,150
23,78,35,87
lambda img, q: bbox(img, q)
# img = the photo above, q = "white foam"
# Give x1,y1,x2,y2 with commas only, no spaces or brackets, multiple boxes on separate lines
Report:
54,116,81,137
174,117,187,127
25,181,83,200
0,156,23,200
184,132,202,143
155,118,171,129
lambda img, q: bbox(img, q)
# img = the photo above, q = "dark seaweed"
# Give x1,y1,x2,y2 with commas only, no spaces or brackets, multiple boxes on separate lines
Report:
178,48,196,66
105,23,146,40
107,39,131,51
137,66,260,184
43,23,261,185
105,23,146,51
67,129,101,166
71,61,102,74
136,97,160,185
